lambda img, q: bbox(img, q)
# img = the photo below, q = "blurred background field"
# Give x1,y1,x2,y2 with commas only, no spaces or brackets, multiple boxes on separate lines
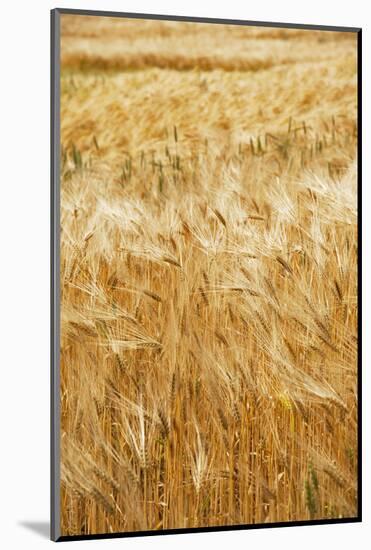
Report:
61,16,357,167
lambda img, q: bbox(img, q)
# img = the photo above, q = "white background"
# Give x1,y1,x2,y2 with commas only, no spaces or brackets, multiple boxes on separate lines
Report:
0,0,368,547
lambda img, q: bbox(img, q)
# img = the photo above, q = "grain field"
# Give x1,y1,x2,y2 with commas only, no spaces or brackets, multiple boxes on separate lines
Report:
59,14,358,536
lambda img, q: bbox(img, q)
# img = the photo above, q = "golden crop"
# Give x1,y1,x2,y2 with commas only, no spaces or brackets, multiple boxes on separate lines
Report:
59,15,358,536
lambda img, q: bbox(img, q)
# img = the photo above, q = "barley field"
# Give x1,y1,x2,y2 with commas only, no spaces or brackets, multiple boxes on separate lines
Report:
59,14,358,536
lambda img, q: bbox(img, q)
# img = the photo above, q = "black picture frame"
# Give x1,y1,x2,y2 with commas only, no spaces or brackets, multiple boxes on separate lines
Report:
51,8,362,542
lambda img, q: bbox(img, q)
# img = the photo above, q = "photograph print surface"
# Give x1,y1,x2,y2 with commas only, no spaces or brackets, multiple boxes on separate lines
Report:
54,11,360,539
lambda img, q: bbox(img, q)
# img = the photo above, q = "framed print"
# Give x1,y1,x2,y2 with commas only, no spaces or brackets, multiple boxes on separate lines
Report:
51,8,362,542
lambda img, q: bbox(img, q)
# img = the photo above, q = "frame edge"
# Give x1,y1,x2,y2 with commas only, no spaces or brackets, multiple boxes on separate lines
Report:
54,7,361,33
51,7,61,543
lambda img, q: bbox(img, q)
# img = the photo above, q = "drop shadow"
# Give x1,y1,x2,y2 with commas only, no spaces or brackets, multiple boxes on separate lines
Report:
18,521,50,539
